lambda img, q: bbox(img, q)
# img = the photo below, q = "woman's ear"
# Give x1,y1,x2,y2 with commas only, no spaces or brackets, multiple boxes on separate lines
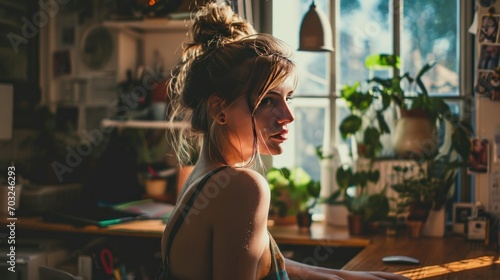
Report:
208,95,226,123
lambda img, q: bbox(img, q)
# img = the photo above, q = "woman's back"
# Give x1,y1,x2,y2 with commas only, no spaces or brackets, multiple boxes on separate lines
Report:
161,166,278,279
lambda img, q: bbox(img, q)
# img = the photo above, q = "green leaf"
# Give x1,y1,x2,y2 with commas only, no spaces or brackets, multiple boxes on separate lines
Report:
340,82,360,100
324,189,342,204
376,110,391,134
307,180,321,198
290,167,312,188
339,115,362,139
266,168,290,189
452,127,471,161
364,192,390,222
365,54,400,69
315,145,333,160
336,165,353,190
274,201,289,217
363,127,383,158
353,171,368,188
363,127,381,144
368,170,380,183
415,61,437,97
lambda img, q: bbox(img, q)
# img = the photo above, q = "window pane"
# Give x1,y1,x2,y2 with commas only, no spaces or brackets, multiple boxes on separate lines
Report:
337,0,392,90
273,102,328,181
273,0,330,96
402,0,460,96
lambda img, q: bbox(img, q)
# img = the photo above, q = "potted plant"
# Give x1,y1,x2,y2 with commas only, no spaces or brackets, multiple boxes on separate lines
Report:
338,81,390,159
389,157,463,237
323,164,389,235
339,53,472,161
341,54,472,237
266,167,321,229
364,54,472,160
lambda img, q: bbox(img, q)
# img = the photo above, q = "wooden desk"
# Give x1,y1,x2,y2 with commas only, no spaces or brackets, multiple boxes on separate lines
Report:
10,216,164,238
11,217,500,279
10,216,370,246
342,235,500,279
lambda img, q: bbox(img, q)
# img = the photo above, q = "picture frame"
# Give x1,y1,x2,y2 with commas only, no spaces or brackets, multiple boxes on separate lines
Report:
453,202,474,234
53,50,72,77
494,127,500,164
478,44,500,70
468,138,490,174
56,14,78,48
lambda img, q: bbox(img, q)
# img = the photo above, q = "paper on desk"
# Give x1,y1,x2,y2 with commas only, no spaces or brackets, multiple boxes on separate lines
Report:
107,219,166,233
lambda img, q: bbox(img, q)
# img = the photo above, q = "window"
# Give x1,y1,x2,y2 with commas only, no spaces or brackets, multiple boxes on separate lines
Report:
271,0,473,199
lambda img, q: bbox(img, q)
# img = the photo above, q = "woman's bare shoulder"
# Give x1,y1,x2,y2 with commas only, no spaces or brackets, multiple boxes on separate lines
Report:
210,167,270,211
222,167,270,193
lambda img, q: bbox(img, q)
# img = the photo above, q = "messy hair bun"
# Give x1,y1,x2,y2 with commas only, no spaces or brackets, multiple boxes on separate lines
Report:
190,2,256,51
167,2,295,166
168,2,256,115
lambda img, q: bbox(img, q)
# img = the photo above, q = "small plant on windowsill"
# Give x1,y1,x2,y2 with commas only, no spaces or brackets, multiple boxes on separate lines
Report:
266,167,321,229
390,158,462,216
323,164,389,235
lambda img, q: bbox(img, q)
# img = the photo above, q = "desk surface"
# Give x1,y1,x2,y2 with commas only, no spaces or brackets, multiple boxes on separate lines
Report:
342,235,500,279
9,216,370,246
9,217,500,279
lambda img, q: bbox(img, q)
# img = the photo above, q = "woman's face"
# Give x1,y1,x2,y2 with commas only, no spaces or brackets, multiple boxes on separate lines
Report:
223,75,295,162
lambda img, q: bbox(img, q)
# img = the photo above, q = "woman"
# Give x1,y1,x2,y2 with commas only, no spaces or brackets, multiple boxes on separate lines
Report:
159,3,408,280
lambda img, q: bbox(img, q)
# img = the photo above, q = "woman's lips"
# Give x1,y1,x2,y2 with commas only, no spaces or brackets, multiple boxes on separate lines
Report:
270,130,288,141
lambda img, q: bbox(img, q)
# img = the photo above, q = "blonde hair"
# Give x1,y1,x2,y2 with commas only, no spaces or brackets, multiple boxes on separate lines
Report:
167,2,295,166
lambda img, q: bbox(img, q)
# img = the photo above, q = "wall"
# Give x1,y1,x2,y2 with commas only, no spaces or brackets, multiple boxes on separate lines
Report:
474,98,500,216
0,6,190,183
474,2,500,217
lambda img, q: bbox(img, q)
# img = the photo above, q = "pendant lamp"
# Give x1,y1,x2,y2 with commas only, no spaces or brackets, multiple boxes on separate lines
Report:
298,1,334,52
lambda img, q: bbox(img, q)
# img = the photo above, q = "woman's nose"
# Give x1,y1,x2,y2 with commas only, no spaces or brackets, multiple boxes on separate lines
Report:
276,103,294,125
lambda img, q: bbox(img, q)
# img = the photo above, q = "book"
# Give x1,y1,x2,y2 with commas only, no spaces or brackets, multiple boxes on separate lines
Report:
113,199,175,220
44,205,142,227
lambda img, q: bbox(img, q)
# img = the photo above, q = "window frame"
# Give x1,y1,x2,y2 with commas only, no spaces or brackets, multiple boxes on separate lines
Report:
265,0,475,201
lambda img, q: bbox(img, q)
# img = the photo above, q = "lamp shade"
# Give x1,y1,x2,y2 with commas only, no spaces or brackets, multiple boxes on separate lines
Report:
298,1,334,52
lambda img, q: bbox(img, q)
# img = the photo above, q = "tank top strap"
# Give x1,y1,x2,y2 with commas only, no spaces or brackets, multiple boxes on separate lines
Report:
265,231,289,280
157,165,229,280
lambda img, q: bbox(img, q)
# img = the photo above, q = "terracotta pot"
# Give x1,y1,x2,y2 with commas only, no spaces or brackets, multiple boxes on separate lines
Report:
347,214,365,235
272,215,297,225
144,178,167,197
408,201,432,222
392,109,438,159
296,212,313,229
407,220,424,238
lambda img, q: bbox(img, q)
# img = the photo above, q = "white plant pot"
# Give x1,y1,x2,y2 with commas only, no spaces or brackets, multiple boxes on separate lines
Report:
325,204,348,226
422,208,445,237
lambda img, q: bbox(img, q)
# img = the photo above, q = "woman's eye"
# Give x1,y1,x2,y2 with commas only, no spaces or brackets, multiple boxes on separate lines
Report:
259,97,274,106
286,96,294,103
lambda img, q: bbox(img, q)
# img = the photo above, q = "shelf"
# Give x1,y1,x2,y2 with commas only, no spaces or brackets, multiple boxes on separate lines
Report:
101,118,189,129
103,18,191,33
